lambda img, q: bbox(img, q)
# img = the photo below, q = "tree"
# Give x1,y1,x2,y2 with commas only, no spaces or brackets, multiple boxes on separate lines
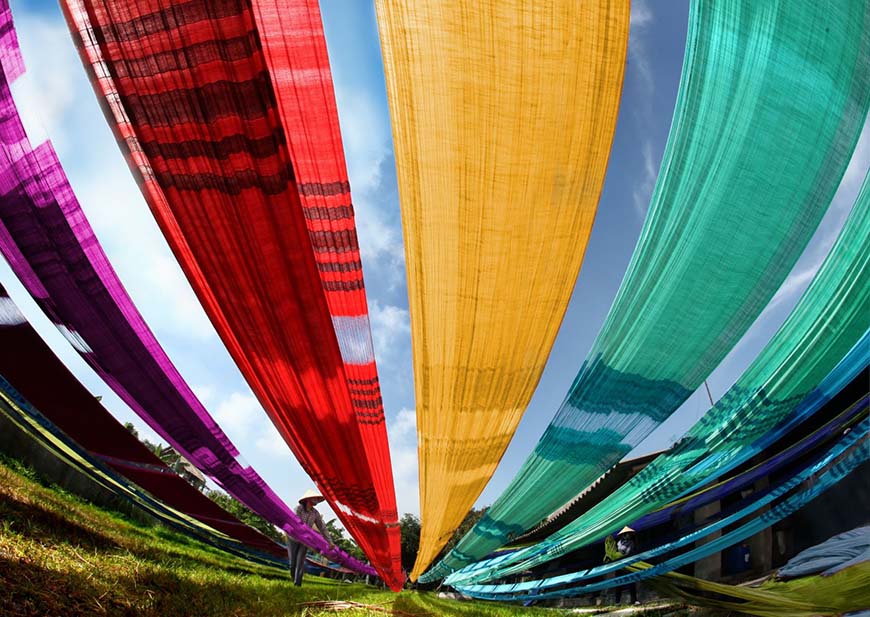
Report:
122,422,282,548
399,513,420,572
123,422,139,439
205,488,286,545
441,507,487,555
325,519,366,561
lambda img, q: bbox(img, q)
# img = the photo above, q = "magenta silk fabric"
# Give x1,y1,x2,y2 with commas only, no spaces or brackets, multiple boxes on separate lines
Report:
0,2,373,576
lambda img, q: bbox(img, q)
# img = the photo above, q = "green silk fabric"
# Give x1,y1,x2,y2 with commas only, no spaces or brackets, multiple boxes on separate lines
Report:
422,0,870,582
448,168,870,584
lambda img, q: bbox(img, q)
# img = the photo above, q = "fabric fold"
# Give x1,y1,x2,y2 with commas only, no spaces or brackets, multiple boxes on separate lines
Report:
425,0,870,582
375,0,631,579
59,0,400,586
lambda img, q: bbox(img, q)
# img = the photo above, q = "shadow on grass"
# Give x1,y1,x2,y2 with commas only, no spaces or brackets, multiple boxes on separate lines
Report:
0,555,131,616
0,491,121,553
392,593,438,615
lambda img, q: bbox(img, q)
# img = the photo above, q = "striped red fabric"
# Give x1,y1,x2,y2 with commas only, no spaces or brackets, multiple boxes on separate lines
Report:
61,0,401,588
249,0,401,579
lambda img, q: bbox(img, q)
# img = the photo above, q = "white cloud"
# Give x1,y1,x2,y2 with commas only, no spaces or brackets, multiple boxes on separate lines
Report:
214,391,264,440
11,4,218,346
387,407,419,516
9,14,77,149
630,0,654,28
255,422,294,458
633,140,657,218
333,85,406,287
369,300,410,363
628,0,655,98
626,0,658,221
191,384,216,404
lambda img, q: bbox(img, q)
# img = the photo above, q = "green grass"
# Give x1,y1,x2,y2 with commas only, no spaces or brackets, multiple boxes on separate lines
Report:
0,455,578,616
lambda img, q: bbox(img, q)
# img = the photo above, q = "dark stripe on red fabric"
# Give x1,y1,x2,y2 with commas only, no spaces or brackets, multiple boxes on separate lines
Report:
352,398,384,410
349,385,380,395
323,279,364,292
90,0,249,45
302,205,354,221
348,377,379,386
298,181,350,197
309,229,359,253
316,260,362,274
121,73,276,127
139,129,286,162
110,33,261,79
154,165,294,195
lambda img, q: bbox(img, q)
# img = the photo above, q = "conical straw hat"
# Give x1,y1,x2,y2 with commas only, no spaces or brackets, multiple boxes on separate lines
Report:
618,526,636,535
299,489,324,504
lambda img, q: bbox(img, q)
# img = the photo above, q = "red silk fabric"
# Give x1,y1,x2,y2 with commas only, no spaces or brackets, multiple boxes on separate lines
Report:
249,0,401,581
61,0,401,588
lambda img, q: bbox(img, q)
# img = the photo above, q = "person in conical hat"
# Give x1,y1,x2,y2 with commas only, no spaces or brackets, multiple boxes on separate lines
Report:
615,525,639,605
286,488,334,586
299,489,325,505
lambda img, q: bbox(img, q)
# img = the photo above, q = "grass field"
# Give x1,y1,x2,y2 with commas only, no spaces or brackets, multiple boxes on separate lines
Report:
0,455,627,617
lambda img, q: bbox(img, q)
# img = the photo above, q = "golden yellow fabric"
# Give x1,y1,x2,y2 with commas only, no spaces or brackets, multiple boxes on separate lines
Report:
375,1,630,579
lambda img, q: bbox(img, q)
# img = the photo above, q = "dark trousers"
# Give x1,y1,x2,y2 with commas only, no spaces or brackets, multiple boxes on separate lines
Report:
615,581,637,604
287,541,308,586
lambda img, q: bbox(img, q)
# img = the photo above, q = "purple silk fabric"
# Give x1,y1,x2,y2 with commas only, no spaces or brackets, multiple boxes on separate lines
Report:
0,3,373,576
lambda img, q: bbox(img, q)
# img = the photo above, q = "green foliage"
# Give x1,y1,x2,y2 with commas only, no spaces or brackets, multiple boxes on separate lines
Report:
399,513,420,572
204,488,285,545
325,519,365,561
442,508,487,555
0,457,561,616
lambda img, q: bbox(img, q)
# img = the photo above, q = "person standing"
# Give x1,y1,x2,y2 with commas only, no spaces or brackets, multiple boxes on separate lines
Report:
614,526,639,605
287,489,334,586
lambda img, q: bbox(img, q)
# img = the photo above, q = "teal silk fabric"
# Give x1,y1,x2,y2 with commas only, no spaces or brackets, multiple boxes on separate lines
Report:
423,0,870,582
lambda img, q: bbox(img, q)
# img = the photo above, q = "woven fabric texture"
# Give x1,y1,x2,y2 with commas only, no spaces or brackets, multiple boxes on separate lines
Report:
60,0,400,586
250,0,401,584
425,0,870,582
448,170,870,584
375,0,631,579
456,420,869,600
0,4,373,575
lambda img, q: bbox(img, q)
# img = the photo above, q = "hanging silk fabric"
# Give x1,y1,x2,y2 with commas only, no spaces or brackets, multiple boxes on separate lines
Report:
646,563,870,617
375,0,631,578
248,0,400,578
517,379,867,546
447,169,870,584
454,392,870,593
454,419,869,600
0,385,290,569
0,2,372,576
423,0,870,582
0,286,286,561
60,0,401,587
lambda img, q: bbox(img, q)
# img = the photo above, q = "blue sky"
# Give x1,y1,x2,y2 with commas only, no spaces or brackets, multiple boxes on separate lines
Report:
7,0,868,530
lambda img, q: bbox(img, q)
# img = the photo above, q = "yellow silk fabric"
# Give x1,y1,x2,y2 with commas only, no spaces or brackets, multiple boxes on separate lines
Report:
375,1,630,579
